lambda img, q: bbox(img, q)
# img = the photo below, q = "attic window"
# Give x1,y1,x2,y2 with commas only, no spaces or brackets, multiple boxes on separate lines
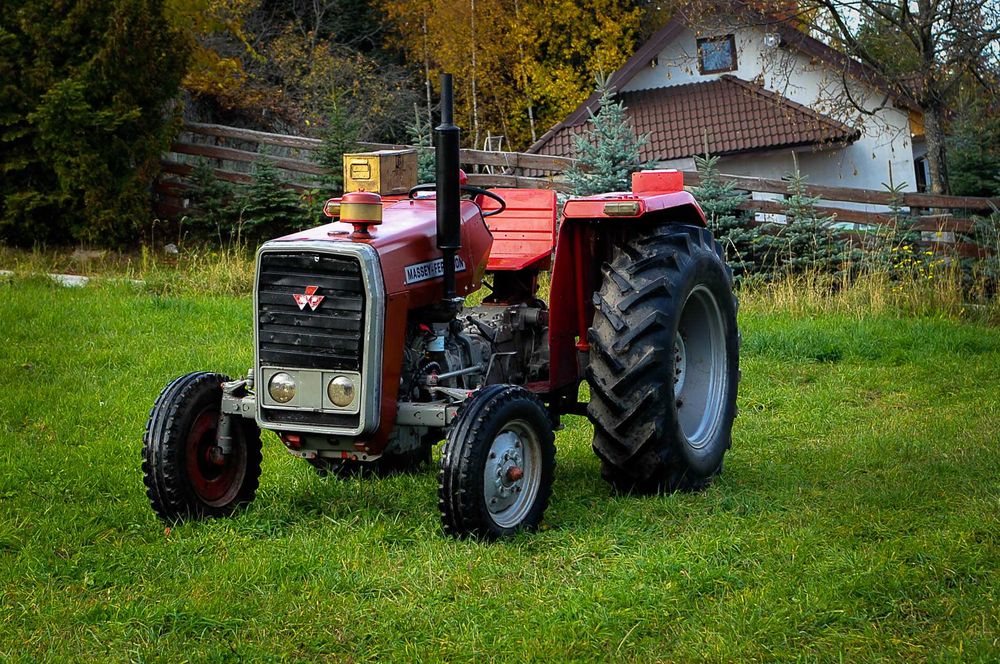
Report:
697,35,737,74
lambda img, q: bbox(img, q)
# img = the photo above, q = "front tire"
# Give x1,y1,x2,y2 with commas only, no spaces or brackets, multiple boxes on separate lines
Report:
439,385,556,539
142,372,263,521
587,224,739,493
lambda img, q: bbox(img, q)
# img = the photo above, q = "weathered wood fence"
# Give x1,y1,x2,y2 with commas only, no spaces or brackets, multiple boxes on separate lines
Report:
157,122,997,257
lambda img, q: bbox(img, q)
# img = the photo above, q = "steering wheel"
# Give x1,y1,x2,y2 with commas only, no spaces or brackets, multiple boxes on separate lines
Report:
407,183,507,217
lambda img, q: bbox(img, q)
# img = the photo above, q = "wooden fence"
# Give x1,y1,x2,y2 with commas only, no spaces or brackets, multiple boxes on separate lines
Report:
157,122,997,257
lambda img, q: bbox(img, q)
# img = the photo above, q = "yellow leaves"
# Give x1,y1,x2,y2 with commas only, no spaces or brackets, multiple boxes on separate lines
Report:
385,0,644,150
166,0,261,102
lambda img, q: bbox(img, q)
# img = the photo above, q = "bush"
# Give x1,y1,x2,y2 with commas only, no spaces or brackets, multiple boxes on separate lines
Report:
0,0,188,247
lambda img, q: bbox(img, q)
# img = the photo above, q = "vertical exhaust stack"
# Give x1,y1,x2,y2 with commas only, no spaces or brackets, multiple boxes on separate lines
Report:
435,73,461,303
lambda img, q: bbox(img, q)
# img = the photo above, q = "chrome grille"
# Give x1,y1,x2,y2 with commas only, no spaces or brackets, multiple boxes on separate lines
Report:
256,252,365,371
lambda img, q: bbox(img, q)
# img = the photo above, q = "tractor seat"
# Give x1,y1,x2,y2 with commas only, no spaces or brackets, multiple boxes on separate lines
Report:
479,188,558,271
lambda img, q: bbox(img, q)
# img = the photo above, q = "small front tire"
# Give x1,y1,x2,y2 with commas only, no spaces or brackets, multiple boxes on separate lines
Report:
439,385,556,539
142,372,262,521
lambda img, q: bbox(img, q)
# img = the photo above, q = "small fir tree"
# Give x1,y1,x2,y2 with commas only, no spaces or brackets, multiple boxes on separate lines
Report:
185,162,238,243
873,179,922,276
316,96,361,195
693,153,761,279
771,168,846,276
566,74,651,195
235,159,309,243
407,105,436,184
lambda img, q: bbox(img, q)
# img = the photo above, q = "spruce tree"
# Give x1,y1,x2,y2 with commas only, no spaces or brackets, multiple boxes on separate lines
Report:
235,159,308,243
566,74,650,196
316,96,361,195
772,168,846,276
185,162,237,243
693,153,761,279
406,108,436,185
873,179,922,276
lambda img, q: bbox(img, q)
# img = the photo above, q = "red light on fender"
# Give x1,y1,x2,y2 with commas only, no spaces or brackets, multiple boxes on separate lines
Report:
632,169,684,194
604,201,641,216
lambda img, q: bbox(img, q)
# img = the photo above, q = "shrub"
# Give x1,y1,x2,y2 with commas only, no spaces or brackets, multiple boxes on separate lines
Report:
0,0,188,247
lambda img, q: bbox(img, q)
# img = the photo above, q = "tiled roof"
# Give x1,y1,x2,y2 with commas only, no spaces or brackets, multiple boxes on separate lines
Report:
531,75,861,161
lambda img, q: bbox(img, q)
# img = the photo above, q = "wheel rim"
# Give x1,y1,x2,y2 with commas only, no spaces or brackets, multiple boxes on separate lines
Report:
675,285,728,449
483,419,542,529
185,407,247,506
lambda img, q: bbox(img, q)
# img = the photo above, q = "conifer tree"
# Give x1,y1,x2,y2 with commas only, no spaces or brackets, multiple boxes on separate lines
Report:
771,168,846,275
316,97,361,195
693,153,761,279
185,162,238,243
407,108,436,184
235,159,308,243
566,74,650,196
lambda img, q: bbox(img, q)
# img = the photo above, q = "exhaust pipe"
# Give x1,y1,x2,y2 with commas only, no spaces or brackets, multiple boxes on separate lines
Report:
435,73,461,302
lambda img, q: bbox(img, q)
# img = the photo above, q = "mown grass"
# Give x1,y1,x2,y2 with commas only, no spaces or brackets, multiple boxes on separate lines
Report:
1,272,998,662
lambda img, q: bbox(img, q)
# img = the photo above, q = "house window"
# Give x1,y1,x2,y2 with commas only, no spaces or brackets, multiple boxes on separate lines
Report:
697,35,738,74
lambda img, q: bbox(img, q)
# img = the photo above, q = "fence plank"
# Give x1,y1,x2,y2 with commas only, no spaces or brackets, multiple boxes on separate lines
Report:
160,160,313,192
170,142,327,176
683,171,1000,210
185,122,324,151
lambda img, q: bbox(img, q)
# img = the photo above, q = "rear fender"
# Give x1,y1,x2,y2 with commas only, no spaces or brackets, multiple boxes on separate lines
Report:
547,192,707,391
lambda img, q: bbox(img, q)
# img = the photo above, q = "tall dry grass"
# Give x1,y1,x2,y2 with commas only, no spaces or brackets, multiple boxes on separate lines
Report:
2,238,998,324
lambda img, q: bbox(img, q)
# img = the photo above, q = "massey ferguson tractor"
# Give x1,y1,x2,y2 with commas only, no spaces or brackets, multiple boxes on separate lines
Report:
142,75,739,539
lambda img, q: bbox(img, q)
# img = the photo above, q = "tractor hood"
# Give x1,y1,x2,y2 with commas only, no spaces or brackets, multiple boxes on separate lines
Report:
267,198,493,308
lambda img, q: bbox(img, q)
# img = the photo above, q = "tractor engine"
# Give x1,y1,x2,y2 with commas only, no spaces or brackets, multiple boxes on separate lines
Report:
401,302,550,396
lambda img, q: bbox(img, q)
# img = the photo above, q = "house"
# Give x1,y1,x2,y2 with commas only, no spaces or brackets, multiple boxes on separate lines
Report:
528,3,928,199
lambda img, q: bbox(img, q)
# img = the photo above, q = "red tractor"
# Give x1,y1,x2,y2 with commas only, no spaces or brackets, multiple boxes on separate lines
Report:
143,75,739,539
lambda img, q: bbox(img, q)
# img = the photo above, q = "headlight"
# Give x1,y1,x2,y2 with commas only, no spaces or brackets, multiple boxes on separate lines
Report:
327,375,355,407
268,372,297,403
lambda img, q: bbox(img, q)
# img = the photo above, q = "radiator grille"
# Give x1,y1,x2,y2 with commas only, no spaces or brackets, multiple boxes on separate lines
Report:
257,252,365,372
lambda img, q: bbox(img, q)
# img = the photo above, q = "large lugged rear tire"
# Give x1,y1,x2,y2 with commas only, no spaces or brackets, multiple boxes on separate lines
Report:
587,224,739,494
142,372,263,521
439,385,556,540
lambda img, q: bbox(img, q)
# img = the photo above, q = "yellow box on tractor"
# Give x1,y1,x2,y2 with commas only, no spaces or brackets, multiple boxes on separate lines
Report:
343,149,418,195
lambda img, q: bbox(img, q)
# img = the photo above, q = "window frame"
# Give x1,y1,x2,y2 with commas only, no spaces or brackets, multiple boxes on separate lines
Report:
697,34,738,75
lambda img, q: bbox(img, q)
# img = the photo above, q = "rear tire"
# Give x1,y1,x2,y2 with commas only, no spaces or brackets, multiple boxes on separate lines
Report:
439,385,556,539
142,372,263,520
587,224,739,493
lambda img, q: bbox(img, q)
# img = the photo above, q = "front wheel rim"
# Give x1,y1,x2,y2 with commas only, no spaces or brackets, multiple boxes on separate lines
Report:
185,407,247,506
675,285,729,449
483,419,542,529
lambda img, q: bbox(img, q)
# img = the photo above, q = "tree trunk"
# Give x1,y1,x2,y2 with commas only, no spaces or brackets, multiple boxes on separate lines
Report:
923,105,950,195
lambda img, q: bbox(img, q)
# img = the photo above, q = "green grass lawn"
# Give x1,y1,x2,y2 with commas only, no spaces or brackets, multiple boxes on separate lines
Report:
1,276,997,662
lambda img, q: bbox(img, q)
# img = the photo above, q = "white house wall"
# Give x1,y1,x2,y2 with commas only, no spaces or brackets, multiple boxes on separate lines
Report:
623,22,917,196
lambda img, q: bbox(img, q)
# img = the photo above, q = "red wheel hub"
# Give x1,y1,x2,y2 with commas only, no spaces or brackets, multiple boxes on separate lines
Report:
185,408,246,506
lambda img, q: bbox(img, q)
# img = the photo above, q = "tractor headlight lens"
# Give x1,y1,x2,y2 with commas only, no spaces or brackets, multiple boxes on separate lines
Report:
268,372,297,403
327,376,355,407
